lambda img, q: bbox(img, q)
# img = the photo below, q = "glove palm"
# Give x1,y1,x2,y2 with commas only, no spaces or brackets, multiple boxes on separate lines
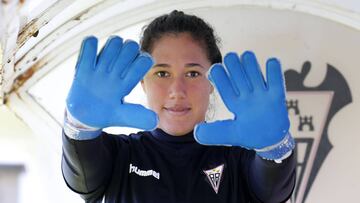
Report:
66,36,157,130
195,51,289,149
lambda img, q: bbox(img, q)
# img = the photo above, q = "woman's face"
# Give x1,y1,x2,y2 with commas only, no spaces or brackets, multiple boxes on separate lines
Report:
141,33,213,136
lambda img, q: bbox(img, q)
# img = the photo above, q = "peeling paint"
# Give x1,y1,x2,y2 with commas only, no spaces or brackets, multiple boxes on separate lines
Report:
10,58,47,94
17,19,40,49
32,30,39,37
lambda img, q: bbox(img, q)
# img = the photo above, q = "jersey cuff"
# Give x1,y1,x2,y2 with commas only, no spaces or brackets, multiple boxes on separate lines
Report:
63,108,102,140
255,132,295,162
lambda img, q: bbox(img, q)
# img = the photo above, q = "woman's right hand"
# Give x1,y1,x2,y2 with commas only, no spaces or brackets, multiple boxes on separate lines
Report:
66,36,158,130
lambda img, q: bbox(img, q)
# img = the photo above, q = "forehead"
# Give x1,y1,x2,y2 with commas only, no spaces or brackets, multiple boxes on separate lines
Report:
151,33,209,64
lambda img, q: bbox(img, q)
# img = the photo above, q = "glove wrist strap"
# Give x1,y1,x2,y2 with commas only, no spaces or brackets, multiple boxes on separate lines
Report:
255,132,295,163
63,108,102,140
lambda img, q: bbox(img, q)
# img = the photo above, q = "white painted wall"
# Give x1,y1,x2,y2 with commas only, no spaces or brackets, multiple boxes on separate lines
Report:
0,106,82,203
1,1,360,202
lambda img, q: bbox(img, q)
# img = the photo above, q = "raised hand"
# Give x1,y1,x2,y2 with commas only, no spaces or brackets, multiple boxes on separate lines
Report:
66,36,157,130
194,51,290,151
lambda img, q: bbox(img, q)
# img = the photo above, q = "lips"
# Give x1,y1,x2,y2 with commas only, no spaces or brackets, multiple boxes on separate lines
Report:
164,105,191,116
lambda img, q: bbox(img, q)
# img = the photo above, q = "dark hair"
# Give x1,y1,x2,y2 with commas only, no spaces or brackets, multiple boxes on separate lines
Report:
140,10,222,64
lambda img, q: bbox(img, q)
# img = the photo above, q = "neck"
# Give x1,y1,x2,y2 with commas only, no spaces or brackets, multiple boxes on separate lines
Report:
151,128,195,143
158,127,194,137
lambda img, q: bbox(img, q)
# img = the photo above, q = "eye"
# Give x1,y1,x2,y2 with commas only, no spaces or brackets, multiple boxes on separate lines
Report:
186,71,201,78
155,71,170,78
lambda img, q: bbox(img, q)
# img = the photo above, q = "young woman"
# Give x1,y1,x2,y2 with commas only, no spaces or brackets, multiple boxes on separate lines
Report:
62,10,296,203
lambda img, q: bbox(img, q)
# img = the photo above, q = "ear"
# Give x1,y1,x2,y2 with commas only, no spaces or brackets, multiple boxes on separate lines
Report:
209,84,214,94
141,80,146,94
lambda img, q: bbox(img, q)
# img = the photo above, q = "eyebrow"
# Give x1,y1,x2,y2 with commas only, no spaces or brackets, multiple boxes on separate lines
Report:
153,63,205,69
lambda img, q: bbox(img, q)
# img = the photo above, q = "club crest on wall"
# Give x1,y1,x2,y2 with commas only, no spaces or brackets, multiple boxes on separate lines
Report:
285,61,352,203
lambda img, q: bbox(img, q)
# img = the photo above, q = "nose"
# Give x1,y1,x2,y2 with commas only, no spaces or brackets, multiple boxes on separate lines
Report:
169,76,186,99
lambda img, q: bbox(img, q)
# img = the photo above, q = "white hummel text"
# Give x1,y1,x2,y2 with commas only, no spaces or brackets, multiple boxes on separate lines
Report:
203,164,224,194
129,163,160,180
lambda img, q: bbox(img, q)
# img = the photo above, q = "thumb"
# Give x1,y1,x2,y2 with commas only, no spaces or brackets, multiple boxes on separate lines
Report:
194,120,236,146
111,104,158,130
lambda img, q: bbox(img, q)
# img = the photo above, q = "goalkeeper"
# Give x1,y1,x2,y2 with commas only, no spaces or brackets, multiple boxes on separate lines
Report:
62,10,296,203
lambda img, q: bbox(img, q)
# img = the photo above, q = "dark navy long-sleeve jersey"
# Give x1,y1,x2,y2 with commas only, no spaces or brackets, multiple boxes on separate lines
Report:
62,128,296,203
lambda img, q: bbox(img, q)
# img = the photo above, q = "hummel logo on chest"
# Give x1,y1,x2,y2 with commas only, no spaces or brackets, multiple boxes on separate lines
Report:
129,163,160,180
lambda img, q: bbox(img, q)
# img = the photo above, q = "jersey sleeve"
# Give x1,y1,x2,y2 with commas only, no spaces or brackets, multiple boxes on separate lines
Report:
61,130,130,201
241,149,296,203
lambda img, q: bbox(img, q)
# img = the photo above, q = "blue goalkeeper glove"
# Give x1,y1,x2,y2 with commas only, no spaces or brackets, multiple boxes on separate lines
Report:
66,36,157,130
194,51,294,160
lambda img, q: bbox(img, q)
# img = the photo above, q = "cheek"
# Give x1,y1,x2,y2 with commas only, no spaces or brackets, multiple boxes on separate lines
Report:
199,79,213,95
144,82,166,109
191,82,212,108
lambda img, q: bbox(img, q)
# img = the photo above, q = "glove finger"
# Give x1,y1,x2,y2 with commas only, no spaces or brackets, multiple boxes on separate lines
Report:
266,58,286,97
223,52,251,96
209,63,238,110
194,120,237,146
75,36,97,78
96,36,123,73
112,104,158,130
122,52,154,93
112,40,140,78
241,51,267,92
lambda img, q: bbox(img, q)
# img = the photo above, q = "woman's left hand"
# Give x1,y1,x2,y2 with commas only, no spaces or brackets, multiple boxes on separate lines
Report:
194,51,290,150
